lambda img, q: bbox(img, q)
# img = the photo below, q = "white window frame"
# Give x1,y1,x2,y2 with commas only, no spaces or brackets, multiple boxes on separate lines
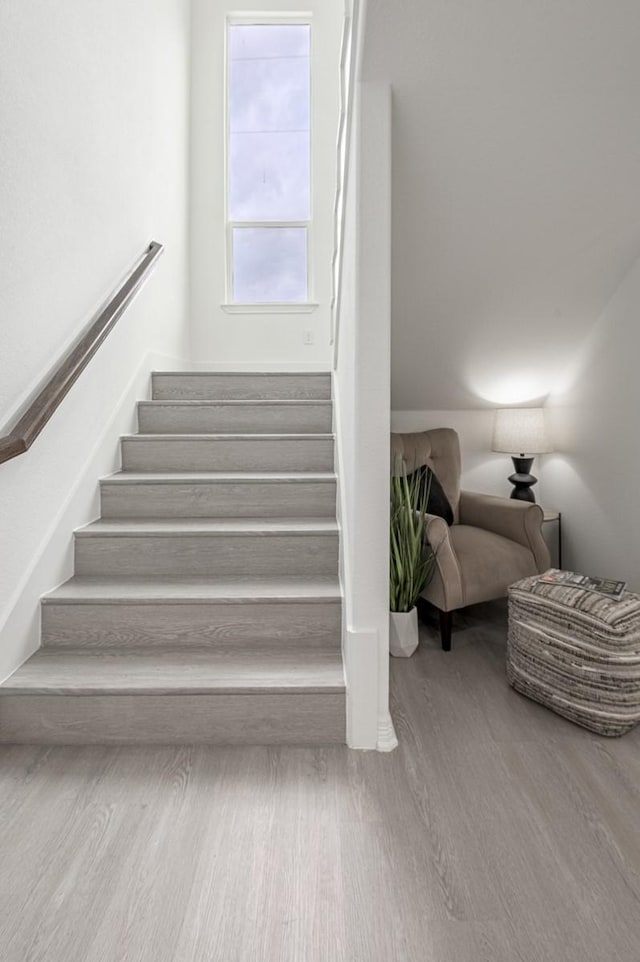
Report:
223,13,317,313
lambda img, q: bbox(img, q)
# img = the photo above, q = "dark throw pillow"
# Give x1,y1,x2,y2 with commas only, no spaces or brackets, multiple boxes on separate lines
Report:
406,464,454,526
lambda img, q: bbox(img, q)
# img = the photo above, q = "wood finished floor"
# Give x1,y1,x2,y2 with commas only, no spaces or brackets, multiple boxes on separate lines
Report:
1,600,639,961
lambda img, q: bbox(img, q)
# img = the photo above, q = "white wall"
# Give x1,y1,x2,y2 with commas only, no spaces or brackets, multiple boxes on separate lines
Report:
362,0,640,412
0,0,191,681
189,0,343,369
544,253,640,591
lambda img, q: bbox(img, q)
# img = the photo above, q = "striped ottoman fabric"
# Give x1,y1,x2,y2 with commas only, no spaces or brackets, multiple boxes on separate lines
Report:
507,574,640,736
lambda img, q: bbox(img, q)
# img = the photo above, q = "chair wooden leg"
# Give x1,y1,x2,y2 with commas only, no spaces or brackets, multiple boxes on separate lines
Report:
439,610,453,651
416,597,432,626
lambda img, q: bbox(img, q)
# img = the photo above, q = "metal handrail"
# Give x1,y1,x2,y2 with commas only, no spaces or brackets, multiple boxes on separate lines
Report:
0,241,164,465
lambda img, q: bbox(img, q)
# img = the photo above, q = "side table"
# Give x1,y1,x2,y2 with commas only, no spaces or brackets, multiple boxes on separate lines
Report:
542,508,562,569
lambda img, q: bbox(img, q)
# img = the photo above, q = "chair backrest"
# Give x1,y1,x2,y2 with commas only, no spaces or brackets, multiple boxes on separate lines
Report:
390,428,462,523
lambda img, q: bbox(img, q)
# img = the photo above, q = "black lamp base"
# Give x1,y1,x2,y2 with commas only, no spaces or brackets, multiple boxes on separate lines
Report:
508,456,537,503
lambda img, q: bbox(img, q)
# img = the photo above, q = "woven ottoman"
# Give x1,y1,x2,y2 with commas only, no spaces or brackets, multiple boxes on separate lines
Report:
507,574,640,736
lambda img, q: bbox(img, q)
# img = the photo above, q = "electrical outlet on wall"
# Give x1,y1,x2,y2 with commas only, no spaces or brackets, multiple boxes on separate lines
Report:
303,330,314,345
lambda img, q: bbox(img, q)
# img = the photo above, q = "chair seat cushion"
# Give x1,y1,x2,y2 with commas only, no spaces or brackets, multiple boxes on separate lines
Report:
448,524,539,608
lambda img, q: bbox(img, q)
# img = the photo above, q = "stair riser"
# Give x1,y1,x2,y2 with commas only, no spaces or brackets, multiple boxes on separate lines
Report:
100,480,337,519
75,534,339,577
121,438,334,472
0,693,346,745
138,403,332,435
152,373,331,401
41,602,342,650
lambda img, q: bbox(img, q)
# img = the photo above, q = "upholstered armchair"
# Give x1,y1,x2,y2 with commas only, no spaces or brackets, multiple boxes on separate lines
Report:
390,428,550,650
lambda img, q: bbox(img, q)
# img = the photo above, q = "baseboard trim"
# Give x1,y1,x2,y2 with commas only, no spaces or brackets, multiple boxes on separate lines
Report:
376,712,398,752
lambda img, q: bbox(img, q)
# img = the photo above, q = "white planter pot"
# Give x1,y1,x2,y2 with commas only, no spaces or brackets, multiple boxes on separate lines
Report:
389,607,419,658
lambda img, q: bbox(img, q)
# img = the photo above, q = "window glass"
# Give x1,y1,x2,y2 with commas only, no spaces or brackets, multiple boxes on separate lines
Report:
229,24,310,224
229,24,310,65
232,227,308,303
229,132,310,222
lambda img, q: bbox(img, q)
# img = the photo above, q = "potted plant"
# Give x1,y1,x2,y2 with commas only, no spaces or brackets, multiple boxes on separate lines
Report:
389,461,436,657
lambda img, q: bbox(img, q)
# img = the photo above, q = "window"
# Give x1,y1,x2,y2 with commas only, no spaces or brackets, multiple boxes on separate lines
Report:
227,21,312,306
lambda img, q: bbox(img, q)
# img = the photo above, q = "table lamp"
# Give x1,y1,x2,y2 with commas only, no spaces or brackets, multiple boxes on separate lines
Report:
491,407,552,502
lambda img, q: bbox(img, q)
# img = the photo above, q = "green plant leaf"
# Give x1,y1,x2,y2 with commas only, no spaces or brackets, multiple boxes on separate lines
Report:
389,456,437,612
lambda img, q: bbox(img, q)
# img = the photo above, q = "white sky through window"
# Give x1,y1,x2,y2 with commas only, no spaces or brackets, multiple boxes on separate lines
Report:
229,23,311,302
233,227,308,303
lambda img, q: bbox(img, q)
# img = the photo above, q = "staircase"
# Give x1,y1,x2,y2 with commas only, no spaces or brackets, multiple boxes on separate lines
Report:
0,372,345,745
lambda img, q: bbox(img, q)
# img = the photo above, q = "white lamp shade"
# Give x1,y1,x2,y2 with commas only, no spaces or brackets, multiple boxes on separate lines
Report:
492,407,552,455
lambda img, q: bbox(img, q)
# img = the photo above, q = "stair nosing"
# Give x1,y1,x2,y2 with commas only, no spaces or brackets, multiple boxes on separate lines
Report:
138,399,332,407
42,576,343,605
74,519,339,538
75,532,339,540
2,683,345,696
121,433,335,441
151,371,331,377
42,595,343,606
100,472,337,486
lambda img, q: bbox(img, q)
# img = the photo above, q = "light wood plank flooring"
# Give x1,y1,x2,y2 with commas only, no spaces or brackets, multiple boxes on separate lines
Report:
1,600,639,961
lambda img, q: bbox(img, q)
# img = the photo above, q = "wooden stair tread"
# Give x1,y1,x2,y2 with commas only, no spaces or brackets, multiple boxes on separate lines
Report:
75,518,338,536
101,471,337,484
122,432,335,441
1,648,345,696
43,575,342,604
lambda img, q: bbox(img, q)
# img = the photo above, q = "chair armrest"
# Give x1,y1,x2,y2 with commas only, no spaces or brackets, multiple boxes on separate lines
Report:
423,513,450,552
459,490,550,572
422,514,464,611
